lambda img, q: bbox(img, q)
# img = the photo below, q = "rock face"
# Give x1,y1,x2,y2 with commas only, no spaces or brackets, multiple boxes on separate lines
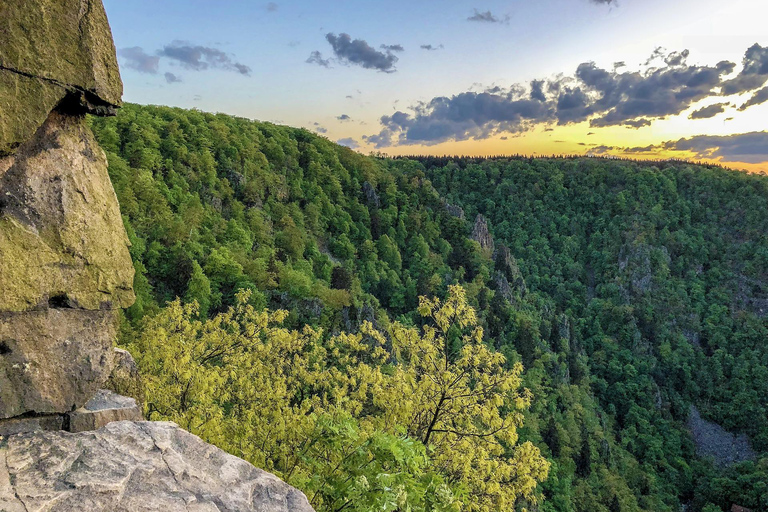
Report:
0,309,117,419
0,0,133,421
0,111,134,312
0,0,122,156
471,214,494,253
0,421,315,512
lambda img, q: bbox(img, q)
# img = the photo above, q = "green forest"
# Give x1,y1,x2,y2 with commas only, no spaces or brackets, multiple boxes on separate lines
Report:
90,103,768,512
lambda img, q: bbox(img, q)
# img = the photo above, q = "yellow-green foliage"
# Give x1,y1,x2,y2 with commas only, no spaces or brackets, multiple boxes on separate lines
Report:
129,285,549,511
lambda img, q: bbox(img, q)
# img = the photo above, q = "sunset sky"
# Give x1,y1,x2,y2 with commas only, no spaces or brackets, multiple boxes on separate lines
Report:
104,0,768,172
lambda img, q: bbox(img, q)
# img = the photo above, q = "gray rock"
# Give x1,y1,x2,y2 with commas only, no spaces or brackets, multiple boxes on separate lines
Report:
687,405,756,468
67,390,143,433
470,214,494,253
104,348,145,410
0,414,64,437
0,421,315,512
0,309,117,419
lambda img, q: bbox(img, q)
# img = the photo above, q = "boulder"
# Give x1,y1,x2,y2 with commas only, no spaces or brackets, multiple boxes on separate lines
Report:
67,389,143,433
0,421,316,512
0,0,122,155
0,309,118,419
0,110,135,312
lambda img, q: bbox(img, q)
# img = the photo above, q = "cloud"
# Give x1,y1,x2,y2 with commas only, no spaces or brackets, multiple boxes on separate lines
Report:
739,86,768,111
118,47,160,74
159,42,251,75
720,44,768,95
380,44,405,52
337,137,360,149
664,131,768,163
421,44,444,51
366,44,768,146
307,50,331,67
590,0,617,4
337,114,351,121
317,33,399,72
164,72,182,83
689,102,729,119
467,9,508,23
266,2,278,12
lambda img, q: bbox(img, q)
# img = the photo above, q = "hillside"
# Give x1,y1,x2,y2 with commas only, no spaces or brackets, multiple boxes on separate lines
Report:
90,104,768,512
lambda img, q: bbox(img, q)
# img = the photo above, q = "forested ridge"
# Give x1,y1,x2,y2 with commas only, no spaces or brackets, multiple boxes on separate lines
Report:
90,103,768,511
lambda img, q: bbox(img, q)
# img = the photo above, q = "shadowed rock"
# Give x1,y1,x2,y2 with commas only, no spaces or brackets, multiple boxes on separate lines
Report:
0,310,118,419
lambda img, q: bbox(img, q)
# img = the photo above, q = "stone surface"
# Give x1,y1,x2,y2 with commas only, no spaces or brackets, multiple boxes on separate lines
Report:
0,414,65,437
0,421,316,512
105,348,145,410
67,389,143,433
0,111,135,312
0,309,118,419
0,0,122,155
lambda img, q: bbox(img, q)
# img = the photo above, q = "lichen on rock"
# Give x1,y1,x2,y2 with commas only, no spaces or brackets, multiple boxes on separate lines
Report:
0,111,135,312
0,0,123,155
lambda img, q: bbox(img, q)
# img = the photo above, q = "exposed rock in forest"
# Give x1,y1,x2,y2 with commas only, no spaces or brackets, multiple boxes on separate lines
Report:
444,202,465,219
688,405,756,468
363,180,381,208
0,421,314,512
471,213,494,253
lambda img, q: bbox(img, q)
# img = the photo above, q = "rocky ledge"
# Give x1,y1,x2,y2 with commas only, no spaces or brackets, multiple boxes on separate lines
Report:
0,421,314,512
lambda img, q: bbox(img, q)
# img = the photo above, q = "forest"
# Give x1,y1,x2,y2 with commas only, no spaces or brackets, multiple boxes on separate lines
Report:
90,103,768,512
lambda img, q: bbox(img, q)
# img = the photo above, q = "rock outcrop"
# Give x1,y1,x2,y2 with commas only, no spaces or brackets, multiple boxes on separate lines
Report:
0,421,315,512
0,3,317,512
471,214,494,253
0,0,133,421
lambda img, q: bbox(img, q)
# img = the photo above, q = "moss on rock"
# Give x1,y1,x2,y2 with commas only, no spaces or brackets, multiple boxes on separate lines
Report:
0,0,122,155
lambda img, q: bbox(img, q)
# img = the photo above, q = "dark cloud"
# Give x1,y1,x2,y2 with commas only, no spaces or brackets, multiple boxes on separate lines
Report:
307,51,331,67
159,42,251,75
589,145,615,155
164,72,182,83
623,145,656,153
118,47,160,74
721,44,768,95
664,131,768,163
337,137,360,149
266,2,278,12
380,44,405,52
365,43,768,147
467,9,509,23
421,44,444,51
337,114,351,121
739,86,768,111
689,102,729,119
322,33,399,72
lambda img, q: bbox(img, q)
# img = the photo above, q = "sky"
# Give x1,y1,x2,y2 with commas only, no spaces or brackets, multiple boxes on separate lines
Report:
104,0,768,172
